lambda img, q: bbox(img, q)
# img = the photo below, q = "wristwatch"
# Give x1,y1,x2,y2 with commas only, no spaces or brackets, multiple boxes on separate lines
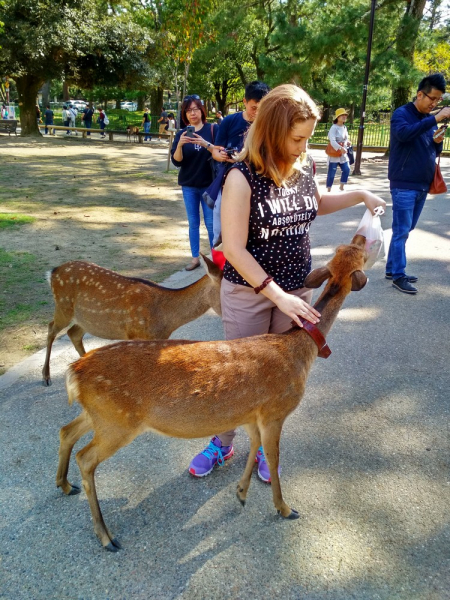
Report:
206,142,211,149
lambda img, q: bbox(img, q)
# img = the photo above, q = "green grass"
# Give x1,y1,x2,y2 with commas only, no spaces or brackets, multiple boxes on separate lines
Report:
22,343,41,351
0,248,47,330
0,213,36,228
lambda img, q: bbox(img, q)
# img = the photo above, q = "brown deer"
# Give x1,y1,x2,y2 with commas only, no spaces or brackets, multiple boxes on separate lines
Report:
42,255,222,386
56,235,368,551
126,125,140,142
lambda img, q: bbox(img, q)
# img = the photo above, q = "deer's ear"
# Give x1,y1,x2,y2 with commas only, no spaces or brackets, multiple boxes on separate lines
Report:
351,270,367,291
200,253,223,282
304,267,331,289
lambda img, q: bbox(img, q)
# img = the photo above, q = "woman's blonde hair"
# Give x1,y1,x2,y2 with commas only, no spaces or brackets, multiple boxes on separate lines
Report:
238,84,320,186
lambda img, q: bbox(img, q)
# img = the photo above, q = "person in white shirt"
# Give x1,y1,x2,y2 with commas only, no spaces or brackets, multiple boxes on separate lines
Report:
68,104,78,135
326,108,351,192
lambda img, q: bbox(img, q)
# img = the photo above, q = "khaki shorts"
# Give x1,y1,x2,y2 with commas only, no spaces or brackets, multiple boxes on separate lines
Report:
218,278,314,445
220,278,313,341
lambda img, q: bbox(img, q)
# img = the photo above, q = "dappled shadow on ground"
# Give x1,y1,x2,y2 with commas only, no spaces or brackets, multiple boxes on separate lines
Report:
0,137,208,370
0,137,191,279
1,232,449,597
0,146,449,598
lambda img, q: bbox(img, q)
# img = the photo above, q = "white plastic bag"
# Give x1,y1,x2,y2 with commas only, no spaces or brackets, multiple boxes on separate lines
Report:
355,206,385,269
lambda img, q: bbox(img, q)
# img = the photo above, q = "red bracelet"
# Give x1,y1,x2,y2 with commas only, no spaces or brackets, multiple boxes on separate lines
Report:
254,276,274,294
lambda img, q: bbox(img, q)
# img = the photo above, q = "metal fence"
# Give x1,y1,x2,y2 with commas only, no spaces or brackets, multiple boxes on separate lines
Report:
16,107,450,150
311,122,450,151
50,113,162,133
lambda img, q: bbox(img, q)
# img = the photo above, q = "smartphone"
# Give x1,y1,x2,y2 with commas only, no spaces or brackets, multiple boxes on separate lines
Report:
433,124,447,140
186,125,195,138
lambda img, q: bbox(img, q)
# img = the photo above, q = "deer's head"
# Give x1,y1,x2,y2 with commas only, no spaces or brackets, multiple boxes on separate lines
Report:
305,234,368,298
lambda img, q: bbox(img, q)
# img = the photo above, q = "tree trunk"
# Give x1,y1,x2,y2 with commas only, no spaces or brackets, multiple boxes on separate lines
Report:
183,62,190,100
16,75,43,137
321,101,331,124
137,96,146,111
214,79,230,114
349,103,355,125
150,86,164,115
251,48,265,81
115,99,121,109
392,0,427,110
429,0,443,30
63,81,70,102
235,63,247,88
41,81,51,108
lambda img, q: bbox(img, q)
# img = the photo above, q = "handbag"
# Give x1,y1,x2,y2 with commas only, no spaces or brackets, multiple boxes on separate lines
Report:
347,145,355,165
203,163,227,209
429,157,447,195
325,142,345,157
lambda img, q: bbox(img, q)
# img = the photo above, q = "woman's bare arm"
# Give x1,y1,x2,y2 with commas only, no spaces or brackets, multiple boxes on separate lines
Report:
314,178,386,215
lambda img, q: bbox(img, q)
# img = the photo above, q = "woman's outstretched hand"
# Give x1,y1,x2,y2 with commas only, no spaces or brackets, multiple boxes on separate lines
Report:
362,191,387,215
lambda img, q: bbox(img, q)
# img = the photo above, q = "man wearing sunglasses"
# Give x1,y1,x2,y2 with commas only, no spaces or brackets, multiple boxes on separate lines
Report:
387,73,450,294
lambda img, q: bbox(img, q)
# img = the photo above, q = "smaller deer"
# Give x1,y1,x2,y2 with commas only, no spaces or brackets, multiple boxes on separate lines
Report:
56,235,368,551
125,125,140,142
42,255,222,386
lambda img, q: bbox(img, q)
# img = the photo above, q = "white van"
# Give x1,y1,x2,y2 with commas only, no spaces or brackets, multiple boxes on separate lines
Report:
121,101,138,111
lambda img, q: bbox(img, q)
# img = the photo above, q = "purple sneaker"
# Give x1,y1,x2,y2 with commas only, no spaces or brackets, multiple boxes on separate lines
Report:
189,436,234,477
256,446,280,483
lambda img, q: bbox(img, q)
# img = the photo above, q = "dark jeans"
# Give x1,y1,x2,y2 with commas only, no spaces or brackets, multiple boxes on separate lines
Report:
326,160,350,188
44,120,53,135
84,120,92,135
386,188,427,279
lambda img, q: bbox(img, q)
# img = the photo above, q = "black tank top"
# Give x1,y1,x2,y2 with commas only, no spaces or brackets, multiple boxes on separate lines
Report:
223,159,318,291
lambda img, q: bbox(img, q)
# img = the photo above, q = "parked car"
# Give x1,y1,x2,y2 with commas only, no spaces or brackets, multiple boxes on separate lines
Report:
70,100,88,111
121,101,138,112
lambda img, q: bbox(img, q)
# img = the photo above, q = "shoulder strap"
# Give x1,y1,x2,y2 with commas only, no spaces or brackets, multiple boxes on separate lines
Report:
210,123,215,143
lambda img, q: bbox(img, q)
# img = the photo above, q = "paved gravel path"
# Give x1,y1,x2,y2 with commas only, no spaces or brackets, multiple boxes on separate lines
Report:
1,152,449,599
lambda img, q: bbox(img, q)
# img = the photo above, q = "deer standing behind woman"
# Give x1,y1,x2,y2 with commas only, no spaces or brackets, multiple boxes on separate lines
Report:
56,236,368,551
42,255,222,385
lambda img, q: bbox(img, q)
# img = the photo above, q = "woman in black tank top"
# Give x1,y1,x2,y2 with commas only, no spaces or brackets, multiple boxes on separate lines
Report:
188,84,386,480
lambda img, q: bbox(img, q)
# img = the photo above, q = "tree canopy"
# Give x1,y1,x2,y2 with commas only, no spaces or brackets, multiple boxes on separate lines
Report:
0,0,153,134
1,0,449,135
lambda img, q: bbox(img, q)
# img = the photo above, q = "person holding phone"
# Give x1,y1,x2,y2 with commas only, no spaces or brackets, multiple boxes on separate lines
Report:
386,73,450,294
171,95,219,270
208,81,270,249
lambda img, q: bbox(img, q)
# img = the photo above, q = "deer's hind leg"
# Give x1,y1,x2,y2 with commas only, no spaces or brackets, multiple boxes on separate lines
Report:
42,306,74,386
236,423,261,506
75,427,138,552
67,324,87,357
260,420,299,520
56,410,92,495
